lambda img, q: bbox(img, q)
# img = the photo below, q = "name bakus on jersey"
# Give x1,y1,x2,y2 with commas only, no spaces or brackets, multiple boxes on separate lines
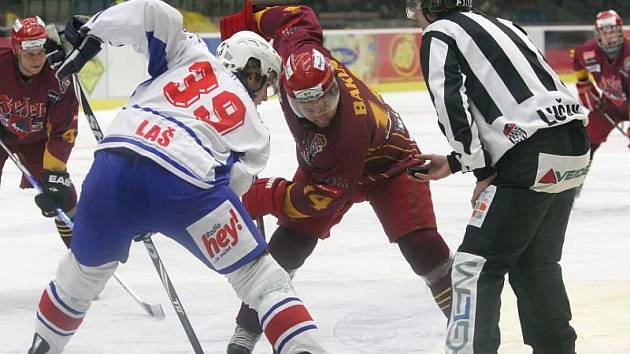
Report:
187,200,262,273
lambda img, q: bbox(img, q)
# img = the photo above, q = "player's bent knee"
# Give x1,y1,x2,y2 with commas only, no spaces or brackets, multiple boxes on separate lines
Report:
227,254,325,353
56,251,118,306
227,253,293,309
398,229,451,280
269,226,318,270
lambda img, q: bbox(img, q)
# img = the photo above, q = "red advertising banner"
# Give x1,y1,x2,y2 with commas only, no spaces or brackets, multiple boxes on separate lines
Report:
376,33,423,82
324,31,423,87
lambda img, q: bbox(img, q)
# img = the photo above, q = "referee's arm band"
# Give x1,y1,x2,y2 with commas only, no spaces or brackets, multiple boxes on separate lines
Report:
446,152,462,174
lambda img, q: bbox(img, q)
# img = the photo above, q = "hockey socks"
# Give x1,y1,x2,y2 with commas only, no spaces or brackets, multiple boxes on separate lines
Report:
228,254,326,353
259,297,319,353
54,218,72,248
32,281,86,353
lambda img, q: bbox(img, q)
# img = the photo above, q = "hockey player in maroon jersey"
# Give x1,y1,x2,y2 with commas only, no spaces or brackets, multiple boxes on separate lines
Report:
0,16,79,247
221,2,453,353
573,10,630,158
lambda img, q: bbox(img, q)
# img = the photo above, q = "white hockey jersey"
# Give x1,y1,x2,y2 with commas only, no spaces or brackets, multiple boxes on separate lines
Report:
86,0,269,193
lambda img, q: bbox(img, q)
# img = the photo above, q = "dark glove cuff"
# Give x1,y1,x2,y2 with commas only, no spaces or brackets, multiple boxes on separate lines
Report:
41,170,71,188
446,152,462,174
473,166,496,181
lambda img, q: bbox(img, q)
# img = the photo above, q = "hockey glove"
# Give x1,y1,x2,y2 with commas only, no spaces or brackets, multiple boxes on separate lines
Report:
242,177,288,219
576,80,600,112
34,170,72,217
54,16,102,80
44,24,69,72
220,0,254,40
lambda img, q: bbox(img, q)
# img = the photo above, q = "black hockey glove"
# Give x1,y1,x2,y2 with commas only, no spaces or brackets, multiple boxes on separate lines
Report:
53,15,102,80
44,24,68,72
34,170,72,217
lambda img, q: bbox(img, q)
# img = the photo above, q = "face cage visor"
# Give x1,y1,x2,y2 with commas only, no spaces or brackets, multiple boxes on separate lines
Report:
240,70,280,100
596,25,624,58
406,0,422,19
287,79,340,123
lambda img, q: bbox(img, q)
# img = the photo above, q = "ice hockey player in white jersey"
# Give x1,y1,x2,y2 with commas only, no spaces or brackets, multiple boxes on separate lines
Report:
28,1,325,353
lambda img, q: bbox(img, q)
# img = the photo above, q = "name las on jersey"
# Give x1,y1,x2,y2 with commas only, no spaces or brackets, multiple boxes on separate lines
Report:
85,0,270,192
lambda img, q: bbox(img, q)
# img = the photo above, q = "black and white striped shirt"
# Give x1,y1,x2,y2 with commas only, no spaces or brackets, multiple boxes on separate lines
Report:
420,11,587,174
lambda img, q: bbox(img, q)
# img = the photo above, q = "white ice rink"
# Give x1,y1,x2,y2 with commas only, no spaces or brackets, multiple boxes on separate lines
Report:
1,91,629,353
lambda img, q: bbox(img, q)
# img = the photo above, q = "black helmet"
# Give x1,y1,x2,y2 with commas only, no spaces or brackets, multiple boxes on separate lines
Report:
406,0,473,21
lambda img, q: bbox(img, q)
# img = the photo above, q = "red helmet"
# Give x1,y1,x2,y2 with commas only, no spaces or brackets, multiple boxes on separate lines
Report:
594,10,624,58
12,16,47,55
283,48,340,127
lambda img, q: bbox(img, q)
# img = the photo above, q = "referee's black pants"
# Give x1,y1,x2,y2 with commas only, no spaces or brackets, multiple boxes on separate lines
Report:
446,121,588,354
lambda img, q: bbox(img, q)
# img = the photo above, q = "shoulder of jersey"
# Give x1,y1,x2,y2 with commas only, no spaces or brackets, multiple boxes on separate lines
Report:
0,47,12,62
575,39,598,52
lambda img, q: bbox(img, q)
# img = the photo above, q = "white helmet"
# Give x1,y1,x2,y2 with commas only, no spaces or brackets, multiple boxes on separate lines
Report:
217,31,282,95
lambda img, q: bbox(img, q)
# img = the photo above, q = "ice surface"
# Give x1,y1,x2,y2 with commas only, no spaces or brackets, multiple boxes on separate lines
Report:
1,91,628,353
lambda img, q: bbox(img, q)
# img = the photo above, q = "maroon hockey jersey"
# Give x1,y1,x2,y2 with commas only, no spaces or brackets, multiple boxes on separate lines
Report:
0,47,78,171
573,38,630,119
251,6,421,218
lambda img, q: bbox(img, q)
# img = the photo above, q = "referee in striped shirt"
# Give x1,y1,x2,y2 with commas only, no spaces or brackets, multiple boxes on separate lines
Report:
406,1,588,353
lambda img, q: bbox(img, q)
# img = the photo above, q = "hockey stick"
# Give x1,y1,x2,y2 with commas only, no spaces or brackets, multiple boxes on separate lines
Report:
70,75,165,319
600,109,630,146
0,138,73,227
72,76,204,353
255,216,266,236
141,234,205,354
0,136,165,319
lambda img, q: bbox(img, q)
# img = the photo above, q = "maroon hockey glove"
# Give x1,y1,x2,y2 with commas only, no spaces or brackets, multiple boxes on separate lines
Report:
242,177,288,219
34,170,72,217
576,80,600,112
220,0,254,41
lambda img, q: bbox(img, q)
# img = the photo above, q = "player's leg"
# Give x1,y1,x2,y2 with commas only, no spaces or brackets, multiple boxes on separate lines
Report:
509,190,578,354
150,175,326,354
0,149,7,186
585,109,615,159
30,253,118,354
29,150,148,353
15,142,77,247
231,226,318,353
227,198,350,353
53,185,77,248
367,173,453,317
447,186,555,354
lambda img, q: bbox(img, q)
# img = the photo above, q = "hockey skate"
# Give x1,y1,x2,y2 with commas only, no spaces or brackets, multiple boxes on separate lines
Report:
226,324,262,354
28,333,50,354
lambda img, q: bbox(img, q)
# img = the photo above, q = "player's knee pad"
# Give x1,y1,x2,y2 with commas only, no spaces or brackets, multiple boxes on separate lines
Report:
227,254,324,354
398,229,451,281
227,253,293,310
55,251,118,308
268,226,318,270
398,229,453,316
